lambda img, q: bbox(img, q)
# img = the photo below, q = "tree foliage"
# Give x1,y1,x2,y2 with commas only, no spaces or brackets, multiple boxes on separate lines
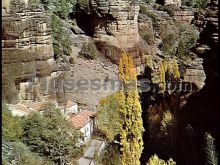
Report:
79,41,99,60
119,53,144,165
2,102,23,142
97,53,144,164
119,53,137,83
97,143,122,165
96,92,124,141
147,154,176,165
22,108,82,164
182,0,208,9
2,141,52,165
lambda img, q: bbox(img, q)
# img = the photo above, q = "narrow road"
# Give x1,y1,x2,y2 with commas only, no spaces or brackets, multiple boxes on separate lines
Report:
78,139,105,165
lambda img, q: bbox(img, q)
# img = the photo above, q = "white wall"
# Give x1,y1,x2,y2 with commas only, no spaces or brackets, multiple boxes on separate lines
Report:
80,120,94,143
66,104,78,114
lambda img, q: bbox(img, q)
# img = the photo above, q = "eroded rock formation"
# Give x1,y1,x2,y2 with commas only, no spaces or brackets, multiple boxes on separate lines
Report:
164,0,181,7
177,0,219,163
2,0,57,103
74,0,146,65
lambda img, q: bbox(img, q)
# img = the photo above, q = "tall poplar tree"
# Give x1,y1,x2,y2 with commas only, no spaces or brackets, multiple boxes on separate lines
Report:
119,53,144,165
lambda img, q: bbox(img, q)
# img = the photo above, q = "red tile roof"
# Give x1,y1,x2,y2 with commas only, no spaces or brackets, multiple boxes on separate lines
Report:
65,100,77,109
68,110,96,129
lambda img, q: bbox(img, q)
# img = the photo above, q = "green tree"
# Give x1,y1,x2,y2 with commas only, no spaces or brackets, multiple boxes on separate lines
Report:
2,141,52,165
119,53,144,165
98,143,122,165
22,108,82,164
96,92,124,141
2,102,23,142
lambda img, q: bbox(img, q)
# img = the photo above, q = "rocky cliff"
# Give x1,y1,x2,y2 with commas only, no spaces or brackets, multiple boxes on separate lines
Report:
2,0,58,103
74,0,147,65
177,0,219,163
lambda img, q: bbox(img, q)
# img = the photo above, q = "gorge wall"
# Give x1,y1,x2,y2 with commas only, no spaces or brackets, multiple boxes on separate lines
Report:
178,0,219,163
74,0,147,65
2,0,65,104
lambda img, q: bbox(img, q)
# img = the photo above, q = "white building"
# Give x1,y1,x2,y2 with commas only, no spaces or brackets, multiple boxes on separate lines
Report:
61,100,78,116
68,110,96,144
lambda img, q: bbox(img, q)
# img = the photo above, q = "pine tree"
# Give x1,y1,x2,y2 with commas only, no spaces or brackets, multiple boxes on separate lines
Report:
118,53,144,165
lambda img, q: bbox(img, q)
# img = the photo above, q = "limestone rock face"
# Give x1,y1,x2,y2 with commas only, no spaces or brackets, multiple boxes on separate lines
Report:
89,0,144,65
164,0,181,7
2,0,56,103
173,10,194,22
193,0,218,89
179,0,219,162
183,58,206,89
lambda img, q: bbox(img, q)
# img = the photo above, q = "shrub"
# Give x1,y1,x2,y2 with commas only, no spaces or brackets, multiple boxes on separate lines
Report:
147,154,176,165
79,41,99,59
161,33,177,56
22,108,82,164
175,23,199,59
142,33,155,45
97,143,121,165
77,0,90,9
161,111,175,136
2,103,23,142
163,4,179,16
51,14,73,58
2,141,52,165
182,0,208,9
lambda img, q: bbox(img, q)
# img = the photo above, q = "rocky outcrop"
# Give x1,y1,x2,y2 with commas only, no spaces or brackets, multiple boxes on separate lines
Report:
164,0,181,7
173,9,194,22
183,58,206,89
2,0,56,103
177,0,219,164
74,0,147,65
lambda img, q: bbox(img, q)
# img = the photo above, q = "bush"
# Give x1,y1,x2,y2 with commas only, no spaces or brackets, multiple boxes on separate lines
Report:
96,143,121,165
2,103,23,142
142,33,154,45
161,33,177,55
77,0,90,9
163,4,179,16
51,14,73,58
22,108,82,164
175,23,199,59
2,141,52,165
182,0,208,9
79,41,99,60
147,154,176,165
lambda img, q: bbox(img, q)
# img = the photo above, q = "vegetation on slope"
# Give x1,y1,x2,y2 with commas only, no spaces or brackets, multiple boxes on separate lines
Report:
96,53,144,165
2,102,83,165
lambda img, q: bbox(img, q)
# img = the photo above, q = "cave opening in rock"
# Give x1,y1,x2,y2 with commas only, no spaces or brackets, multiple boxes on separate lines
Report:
155,0,165,6
70,10,115,37
71,12,99,37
